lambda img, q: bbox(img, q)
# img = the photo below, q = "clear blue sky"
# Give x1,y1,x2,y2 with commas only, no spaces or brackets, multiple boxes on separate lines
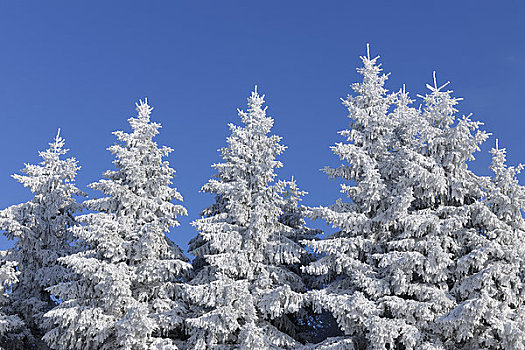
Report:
1,1,524,251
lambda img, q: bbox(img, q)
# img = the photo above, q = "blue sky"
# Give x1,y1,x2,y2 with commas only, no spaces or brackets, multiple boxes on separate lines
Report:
1,1,524,251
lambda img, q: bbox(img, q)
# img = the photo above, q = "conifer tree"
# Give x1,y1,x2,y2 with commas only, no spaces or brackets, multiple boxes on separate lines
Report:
44,100,190,350
184,88,315,349
0,131,82,348
304,48,494,349
436,140,525,349
305,48,410,349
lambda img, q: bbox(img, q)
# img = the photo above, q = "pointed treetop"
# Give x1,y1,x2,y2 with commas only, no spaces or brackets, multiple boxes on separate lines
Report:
136,98,153,121
361,43,380,63
234,87,274,136
489,138,511,175
489,138,525,187
428,71,451,92
490,138,506,158
247,86,266,112
36,129,69,162
50,128,66,154
395,84,414,109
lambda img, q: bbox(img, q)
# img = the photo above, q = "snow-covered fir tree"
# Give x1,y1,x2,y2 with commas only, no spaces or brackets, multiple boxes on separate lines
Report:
184,88,316,349
436,140,525,349
411,74,525,349
302,47,514,349
43,100,191,350
305,48,420,349
0,131,82,348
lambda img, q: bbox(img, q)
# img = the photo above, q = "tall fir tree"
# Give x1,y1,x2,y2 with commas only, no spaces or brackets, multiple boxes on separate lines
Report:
184,88,316,349
43,100,191,350
0,131,82,348
305,48,412,349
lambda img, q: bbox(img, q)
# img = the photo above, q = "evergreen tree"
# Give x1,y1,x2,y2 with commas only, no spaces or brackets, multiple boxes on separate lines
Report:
184,88,315,349
44,100,190,350
304,48,494,349
0,131,82,348
305,48,411,349
436,140,525,349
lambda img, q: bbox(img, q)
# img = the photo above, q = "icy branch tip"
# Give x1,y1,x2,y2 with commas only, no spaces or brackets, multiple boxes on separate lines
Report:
366,43,370,60
51,128,64,153
496,138,499,150
136,98,153,116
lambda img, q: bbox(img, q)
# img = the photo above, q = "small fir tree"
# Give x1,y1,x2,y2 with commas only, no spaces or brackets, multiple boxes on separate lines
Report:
44,100,190,350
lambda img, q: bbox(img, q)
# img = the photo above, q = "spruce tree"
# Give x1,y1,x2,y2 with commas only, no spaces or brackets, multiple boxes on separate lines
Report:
305,49,412,349
0,131,82,348
304,48,493,349
44,100,190,350
184,88,315,349
436,140,525,349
